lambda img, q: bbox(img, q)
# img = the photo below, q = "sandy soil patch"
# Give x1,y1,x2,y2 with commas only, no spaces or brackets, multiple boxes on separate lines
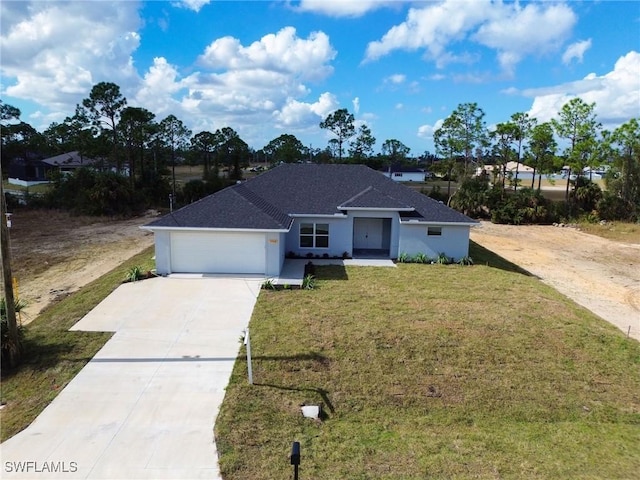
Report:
471,222,640,341
4,209,156,324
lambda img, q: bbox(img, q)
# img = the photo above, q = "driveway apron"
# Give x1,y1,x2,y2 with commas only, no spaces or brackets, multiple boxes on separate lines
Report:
1,276,262,479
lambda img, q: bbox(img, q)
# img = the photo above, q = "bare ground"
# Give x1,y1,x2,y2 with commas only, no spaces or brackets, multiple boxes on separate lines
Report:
471,222,640,341
4,209,156,324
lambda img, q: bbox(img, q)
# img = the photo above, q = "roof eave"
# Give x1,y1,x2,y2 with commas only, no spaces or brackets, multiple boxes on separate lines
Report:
140,226,291,233
339,207,415,212
399,220,478,226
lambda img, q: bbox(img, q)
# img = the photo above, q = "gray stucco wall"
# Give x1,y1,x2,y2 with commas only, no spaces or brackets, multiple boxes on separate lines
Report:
398,223,470,260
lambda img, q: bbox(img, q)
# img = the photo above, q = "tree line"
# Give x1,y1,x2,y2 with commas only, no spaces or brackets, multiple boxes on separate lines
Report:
1,81,638,221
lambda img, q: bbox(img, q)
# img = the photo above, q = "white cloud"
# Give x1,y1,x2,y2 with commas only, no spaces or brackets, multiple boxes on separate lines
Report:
365,0,576,75
522,51,640,127
180,27,338,136
417,118,444,139
562,39,592,65
395,103,404,110
135,57,185,116
365,1,489,63
473,2,575,74
352,97,360,114
273,92,339,128
385,74,406,84
1,4,340,146
1,1,141,110
295,0,398,18
175,0,211,13
199,27,335,82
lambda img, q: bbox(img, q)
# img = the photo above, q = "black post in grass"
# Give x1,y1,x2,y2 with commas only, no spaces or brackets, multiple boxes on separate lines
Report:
290,441,301,480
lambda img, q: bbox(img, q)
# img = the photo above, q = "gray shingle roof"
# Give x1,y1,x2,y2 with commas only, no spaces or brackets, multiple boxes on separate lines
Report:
145,164,476,230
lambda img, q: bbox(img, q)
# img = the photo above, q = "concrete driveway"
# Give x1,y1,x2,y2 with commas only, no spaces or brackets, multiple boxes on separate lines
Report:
1,276,262,479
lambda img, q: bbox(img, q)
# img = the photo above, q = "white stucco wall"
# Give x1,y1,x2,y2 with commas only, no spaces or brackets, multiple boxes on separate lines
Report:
398,223,470,260
265,231,286,276
153,230,172,275
285,216,352,258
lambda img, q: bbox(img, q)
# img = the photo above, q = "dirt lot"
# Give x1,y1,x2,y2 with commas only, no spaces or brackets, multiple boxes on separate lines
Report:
4,209,156,323
3,209,639,342
471,222,640,341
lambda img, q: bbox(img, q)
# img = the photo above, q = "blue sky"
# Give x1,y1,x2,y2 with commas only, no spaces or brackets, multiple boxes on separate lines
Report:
1,1,639,156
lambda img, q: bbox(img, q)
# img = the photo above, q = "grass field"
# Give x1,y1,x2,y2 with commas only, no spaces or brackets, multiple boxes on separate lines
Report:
578,221,640,244
0,247,155,441
215,243,640,479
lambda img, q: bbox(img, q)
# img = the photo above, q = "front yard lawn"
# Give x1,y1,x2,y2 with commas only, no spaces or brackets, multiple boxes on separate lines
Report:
215,244,640,479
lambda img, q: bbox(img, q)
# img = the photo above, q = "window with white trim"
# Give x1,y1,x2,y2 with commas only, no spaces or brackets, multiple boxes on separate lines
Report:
300,223,329,248
427,226,442,236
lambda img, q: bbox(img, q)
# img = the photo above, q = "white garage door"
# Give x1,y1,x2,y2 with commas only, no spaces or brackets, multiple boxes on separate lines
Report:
170,231,266,274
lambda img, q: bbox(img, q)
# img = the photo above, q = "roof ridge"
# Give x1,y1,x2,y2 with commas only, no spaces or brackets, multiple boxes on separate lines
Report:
338,185,373,206
234,183,291,228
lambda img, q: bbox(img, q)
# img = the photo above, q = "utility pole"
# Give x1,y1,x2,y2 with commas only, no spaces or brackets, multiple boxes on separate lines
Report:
0,161,21,367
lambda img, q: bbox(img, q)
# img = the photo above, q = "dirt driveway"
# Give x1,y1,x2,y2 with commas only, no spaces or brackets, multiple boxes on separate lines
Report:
6,209,156,323
471,222,640,341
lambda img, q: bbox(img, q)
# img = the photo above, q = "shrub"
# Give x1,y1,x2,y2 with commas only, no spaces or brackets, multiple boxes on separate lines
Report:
413,252,429,264
491,188,557,225
436,253,452,265
596,192,637,221
301,274,316,290
450,177,490,218
397,252,410,263
45,168,145,217
125,265,144,282
1,298,25,369
574,178,603,213
457,256,474,266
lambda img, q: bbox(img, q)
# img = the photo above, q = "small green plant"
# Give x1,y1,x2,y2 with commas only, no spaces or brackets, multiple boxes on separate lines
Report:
413,252,428,264
1,298,26,368
436,253,451,265
262,279,276,290
397,252,410,263
125,265,144,282
302,274,316,290
457,256,474,266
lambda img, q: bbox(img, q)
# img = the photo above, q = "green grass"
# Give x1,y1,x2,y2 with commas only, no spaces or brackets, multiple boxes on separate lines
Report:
0,247,155,441
578,221,640,244
215,244,640,479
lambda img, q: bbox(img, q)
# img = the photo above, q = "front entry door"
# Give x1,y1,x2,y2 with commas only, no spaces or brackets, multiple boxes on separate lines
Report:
353,218,384,249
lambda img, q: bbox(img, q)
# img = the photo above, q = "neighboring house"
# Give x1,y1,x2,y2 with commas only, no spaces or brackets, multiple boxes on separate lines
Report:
478,161,536,182
382,165,427,182
7,157,52,186
9,151,102,186
142,164,477,276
